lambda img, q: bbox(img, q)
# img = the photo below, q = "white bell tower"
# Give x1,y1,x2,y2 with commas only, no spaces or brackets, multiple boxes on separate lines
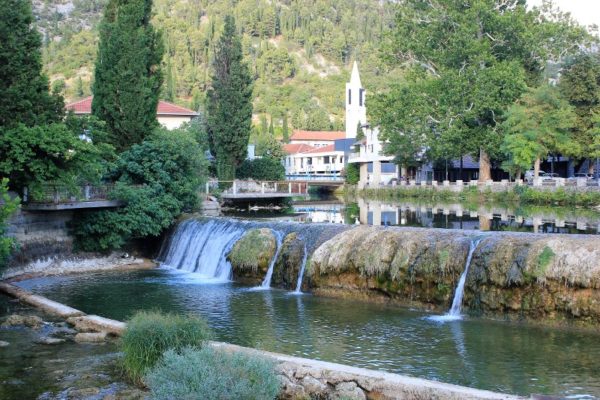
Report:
345,61,367,139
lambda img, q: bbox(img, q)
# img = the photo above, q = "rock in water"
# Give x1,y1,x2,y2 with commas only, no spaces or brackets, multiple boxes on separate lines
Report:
2,314,44,329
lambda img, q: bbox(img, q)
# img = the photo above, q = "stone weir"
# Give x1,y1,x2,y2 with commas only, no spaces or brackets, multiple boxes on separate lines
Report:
163,217,600,327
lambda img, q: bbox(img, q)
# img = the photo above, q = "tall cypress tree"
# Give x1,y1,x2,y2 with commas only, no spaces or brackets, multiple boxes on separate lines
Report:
207,15,253,181
92,0,164,151
0,0,63,128
282,113,289,143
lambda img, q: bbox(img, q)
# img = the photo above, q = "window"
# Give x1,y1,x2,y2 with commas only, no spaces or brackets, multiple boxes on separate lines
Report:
324,156,330,164
307,157,312,165
348,89,352,105
359,89,364,106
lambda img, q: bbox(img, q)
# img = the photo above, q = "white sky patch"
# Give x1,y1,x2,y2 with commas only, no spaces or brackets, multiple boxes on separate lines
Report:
527,0,600,28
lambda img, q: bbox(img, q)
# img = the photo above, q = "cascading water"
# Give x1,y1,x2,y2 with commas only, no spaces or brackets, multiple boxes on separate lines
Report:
259,230,283,289
428,238,482,322
293,245,308,294
159,219,247,281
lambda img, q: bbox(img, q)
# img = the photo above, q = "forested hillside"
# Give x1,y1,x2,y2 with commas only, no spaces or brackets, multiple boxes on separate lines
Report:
34,0,400,131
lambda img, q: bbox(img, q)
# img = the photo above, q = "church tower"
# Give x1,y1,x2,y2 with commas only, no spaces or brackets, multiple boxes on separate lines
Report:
345,61,367,139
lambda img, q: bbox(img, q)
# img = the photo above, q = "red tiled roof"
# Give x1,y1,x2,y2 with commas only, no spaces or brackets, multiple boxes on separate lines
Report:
303,144,337,154
283,143,315,155
290,130,346,141
65,96,198,116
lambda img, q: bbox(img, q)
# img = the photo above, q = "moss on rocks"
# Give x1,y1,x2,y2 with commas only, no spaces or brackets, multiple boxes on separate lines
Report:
227,229,276,284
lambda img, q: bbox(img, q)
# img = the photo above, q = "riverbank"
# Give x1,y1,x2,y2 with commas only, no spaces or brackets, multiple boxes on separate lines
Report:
349,185,600,208
0,283,522,400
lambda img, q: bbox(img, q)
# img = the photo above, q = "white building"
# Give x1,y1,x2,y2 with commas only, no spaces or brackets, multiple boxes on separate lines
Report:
289,130,346,148
65,96,198,130
346,64,397,187
284,143,345,176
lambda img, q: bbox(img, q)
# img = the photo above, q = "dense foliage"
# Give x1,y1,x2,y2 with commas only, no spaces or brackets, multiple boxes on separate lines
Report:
146,347,280,400
73,128,207,251
35,0,398,130
92,0,164,151
0,179,20,269
0,0,63,128
237,158,285,181
501,85,577,178
370,0,592,180
207,16,254,180
345,163,360,185
120,311,211,384
559,53,600,161
0,123,113,194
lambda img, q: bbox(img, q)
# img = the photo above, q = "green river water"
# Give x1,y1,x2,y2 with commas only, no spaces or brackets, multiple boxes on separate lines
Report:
11,268,600,399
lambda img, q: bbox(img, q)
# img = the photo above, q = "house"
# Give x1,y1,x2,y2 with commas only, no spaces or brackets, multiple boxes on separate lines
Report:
289,130,346,148
65,96,198,130
284,143,345,177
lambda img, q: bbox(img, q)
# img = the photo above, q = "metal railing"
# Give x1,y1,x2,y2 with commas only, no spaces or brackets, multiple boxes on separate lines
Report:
205,180,309,196
24,184,117,204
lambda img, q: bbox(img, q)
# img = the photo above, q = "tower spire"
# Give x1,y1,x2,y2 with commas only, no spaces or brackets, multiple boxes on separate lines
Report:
350,61,362,87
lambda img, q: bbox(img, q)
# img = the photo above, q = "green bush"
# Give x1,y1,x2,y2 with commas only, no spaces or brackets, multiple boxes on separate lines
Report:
0,178,20,269
146,347,281,400
237,157,285,181
121,311,211,384
345,163,360,184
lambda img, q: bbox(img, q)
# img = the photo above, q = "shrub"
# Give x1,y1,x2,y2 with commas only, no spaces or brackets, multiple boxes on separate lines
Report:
146,346,281,400
345,163,360,184
121,311,211,384
237,157,285,181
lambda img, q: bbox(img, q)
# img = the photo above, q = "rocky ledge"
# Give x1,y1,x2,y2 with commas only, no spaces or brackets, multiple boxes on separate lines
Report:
225,222,600,327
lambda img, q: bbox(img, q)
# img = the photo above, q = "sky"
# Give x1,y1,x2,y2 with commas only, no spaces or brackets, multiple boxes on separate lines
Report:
528,0,600,27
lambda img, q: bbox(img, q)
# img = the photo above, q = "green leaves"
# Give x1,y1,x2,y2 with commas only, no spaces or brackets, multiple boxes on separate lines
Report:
501,85,577,174
207,15,254,181
0,0,63,128
0,123,113,193
0,178,20,269
73,127,207,252
92,0,164,151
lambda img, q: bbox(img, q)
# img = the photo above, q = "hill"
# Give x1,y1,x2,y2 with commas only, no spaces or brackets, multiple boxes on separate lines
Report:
34,0,401,131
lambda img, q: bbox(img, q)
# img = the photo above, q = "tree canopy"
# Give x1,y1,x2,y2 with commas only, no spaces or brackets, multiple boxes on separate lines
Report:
92,0,164,151
207,15,254,181
371,0,591,179
0,0,63,128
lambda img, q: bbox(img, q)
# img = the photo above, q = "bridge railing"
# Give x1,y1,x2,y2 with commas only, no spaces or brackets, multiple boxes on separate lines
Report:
24,184,118,204
285,174,344,182
205,180,308,196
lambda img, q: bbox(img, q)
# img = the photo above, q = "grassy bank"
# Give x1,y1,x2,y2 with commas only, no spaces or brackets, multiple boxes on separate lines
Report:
350,185,600,208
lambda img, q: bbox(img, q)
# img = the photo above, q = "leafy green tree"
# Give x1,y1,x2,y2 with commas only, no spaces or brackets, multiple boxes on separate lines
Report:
0,123,113,194
0,178,20,269
92,0,164,152
374,0,589,181
282,113,290,143
207,15,254,181
73,128,207,251
559,53,600,162
501,85,577,178
0,0,63,128
256,135,285,160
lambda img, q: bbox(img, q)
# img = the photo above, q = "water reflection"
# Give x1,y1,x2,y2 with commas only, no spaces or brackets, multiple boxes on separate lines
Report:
291,198,600,234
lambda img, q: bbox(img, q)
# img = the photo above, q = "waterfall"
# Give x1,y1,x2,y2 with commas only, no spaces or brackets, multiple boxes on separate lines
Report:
293,245,308,294
427,238,482,322
159,219,247,281
259,230,284,288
